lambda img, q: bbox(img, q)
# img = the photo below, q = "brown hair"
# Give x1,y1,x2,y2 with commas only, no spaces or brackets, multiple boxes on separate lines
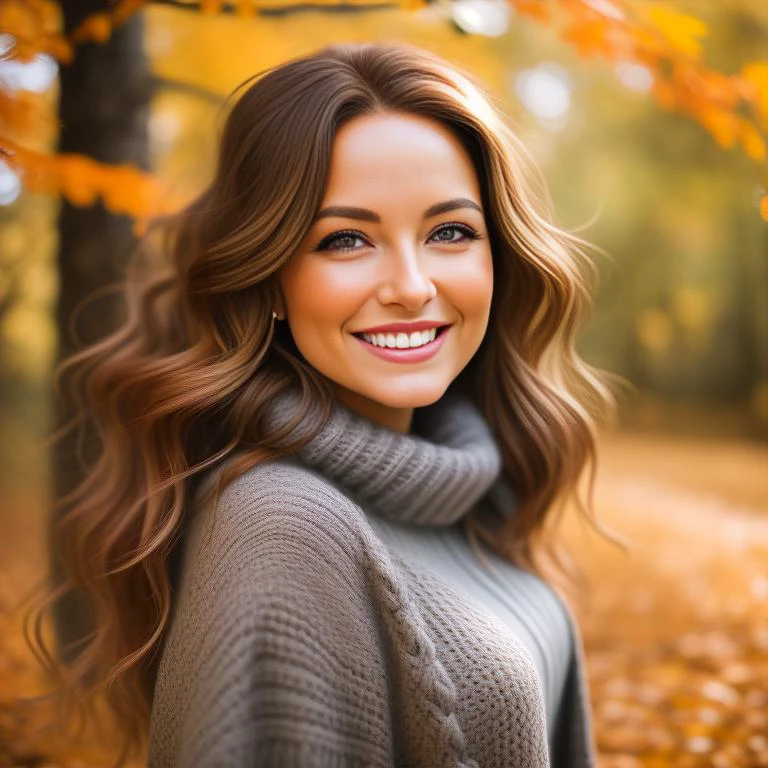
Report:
26,40,614,763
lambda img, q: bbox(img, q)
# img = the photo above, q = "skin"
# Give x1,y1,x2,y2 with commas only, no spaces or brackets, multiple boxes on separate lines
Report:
275,111,494,434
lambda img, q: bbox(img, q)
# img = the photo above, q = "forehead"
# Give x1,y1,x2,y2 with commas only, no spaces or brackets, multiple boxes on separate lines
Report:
322,112,481,202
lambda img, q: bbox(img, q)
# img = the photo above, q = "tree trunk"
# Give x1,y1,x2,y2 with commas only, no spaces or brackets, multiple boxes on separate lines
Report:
52,0,152,663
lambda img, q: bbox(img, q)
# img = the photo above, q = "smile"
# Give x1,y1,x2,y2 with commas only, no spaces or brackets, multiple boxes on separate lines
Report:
352,326,451,363
361,327,441,349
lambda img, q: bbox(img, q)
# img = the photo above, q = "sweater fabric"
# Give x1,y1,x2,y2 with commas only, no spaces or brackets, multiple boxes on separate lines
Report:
148,388,597,767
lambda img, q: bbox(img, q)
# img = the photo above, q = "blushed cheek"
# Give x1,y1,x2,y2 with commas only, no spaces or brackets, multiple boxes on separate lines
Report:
281,261,368,335
453,252,494,323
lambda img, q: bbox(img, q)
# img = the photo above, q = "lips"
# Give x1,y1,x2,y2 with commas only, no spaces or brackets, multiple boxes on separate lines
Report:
352,324,451,363
353,321,451,335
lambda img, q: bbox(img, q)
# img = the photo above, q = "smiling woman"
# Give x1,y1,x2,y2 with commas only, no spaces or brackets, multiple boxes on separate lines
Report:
277,112,494,433
27,41,613,767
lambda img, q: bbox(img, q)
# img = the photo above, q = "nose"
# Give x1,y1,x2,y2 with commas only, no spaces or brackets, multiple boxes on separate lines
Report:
376,242,437,310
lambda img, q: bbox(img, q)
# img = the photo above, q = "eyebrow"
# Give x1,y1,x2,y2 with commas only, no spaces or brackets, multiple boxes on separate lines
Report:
314,197,483,223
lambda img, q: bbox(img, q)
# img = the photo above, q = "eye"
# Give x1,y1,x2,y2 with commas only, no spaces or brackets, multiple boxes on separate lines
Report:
429,222,480,244
313,230,368,252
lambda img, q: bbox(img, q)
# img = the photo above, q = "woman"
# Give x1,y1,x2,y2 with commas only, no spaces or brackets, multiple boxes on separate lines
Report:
31,42,612,766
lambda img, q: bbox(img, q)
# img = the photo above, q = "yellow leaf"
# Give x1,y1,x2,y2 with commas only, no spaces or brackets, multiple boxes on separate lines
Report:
645,5,708,59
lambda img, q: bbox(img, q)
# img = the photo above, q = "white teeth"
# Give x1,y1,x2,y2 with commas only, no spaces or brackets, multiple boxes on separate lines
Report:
360,327,439,349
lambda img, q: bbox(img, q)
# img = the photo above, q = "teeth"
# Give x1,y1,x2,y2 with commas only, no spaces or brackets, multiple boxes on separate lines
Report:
361,328,439,349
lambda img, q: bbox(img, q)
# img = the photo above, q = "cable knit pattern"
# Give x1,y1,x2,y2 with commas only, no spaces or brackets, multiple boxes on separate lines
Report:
148,390,596,767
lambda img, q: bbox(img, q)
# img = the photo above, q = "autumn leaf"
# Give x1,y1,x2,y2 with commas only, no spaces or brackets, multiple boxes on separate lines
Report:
0,88,56,136
71,11,113,45
112,0,150,26
741,62,768,130
761,194,768,222
0,138,171,220
740,122,767,162
644,4,708,60
510,0,551,23
562,18,617,58
0,0,72,62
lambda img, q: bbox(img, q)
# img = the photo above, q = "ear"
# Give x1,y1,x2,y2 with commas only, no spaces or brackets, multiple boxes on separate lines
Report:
272,290,287,321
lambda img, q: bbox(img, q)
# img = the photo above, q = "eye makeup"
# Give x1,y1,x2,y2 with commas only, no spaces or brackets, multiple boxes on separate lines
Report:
311,222,482,253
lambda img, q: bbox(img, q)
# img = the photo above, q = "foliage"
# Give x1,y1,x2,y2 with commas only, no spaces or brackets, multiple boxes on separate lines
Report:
0,0,766,225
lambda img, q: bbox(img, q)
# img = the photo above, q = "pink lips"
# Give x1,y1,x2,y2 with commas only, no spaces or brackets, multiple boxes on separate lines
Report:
353,326,450,363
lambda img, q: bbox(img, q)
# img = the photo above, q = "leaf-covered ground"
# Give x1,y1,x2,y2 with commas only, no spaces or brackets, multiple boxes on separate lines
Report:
1,431,766,767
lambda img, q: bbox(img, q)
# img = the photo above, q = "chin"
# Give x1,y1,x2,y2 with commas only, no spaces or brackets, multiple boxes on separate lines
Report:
363,379,451,409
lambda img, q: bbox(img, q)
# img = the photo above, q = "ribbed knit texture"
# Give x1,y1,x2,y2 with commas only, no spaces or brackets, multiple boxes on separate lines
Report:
148,389,597,767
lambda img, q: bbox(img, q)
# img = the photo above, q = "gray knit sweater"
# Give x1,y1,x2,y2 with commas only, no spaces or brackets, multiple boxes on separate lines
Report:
148,389,596,767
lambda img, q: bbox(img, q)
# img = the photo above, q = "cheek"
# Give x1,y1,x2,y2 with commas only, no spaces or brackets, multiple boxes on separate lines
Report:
449,250,494,315
280,259,367,327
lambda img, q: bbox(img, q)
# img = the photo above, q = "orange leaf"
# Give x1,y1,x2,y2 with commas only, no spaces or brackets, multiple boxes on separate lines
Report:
111,0,149,27
697,107,742,150
511,0,550,23
71,11,112,45
741,62,768,130
0,138,171,218
761,194,768,222
651,78,676,110
561,19,615,58
741,123,767,162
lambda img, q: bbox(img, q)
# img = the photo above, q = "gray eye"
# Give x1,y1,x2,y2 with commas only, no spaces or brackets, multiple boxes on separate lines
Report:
332,234,361,249
434,227,458,241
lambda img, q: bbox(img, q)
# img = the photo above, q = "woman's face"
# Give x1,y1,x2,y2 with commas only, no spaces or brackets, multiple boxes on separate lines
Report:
277,111,494,433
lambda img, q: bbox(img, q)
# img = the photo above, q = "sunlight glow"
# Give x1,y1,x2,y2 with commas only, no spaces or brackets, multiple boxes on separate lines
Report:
452,0,511,37
616,62,654,92
0,50,58,93
0,161,21,206
514,64,573,128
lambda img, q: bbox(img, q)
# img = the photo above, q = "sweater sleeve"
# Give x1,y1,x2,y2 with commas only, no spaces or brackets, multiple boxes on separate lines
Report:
148,460,394,768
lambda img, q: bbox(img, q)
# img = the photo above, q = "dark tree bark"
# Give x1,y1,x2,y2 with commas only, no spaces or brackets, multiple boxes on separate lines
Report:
52,1,152,662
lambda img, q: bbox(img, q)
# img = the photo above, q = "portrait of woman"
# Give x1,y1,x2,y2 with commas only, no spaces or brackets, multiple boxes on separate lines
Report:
31,40,613,767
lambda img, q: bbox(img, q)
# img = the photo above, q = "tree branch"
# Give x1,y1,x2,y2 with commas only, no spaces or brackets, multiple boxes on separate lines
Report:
149,0,399,17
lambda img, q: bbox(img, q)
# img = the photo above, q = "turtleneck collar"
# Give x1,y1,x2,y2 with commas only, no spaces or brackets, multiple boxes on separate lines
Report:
268,387,502,527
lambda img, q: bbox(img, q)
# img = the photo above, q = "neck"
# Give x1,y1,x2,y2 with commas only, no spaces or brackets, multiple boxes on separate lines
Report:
329,383,415,434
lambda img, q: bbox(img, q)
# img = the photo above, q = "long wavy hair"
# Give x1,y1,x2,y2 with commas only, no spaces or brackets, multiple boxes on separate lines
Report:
26,41,615,764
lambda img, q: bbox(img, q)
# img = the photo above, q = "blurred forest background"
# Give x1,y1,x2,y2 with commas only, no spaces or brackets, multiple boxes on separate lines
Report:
0,0,767,766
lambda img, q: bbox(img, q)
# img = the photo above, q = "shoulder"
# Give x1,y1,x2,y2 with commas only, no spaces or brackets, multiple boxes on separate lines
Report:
214,457,356,522
184,458,371,592
205,457,365,534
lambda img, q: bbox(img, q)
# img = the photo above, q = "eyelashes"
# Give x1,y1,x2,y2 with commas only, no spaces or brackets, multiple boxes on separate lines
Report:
311,222,482,253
